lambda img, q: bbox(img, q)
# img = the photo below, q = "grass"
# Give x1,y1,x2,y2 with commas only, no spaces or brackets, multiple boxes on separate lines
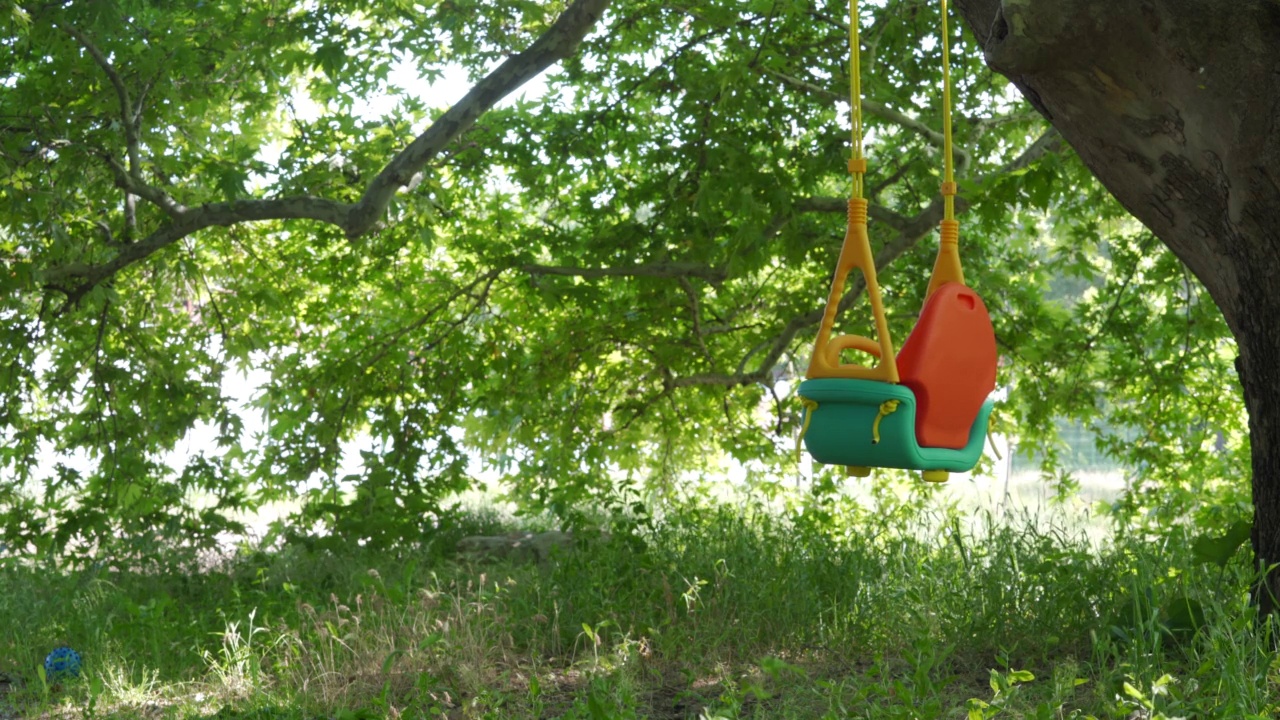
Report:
0,486,1277,719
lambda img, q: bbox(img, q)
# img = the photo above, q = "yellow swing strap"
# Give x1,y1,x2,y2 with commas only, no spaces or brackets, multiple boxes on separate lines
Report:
925,0,965,299
871,399,899,444
795,397,819,462
848,0,865,197
804,0,899,383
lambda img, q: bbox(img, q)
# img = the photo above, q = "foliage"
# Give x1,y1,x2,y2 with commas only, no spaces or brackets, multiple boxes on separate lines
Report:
0,0,1248,555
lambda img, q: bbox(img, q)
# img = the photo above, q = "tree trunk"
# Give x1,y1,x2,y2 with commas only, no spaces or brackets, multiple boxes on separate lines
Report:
953,0,1280,612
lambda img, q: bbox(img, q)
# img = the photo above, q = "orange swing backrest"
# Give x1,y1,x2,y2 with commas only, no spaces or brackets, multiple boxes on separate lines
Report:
895,282,998,450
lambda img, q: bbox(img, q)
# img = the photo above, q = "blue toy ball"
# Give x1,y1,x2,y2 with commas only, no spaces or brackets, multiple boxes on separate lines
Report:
43,646,81,680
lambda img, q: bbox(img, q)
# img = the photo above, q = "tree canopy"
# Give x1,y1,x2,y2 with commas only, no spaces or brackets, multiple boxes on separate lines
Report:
0,0,1249,558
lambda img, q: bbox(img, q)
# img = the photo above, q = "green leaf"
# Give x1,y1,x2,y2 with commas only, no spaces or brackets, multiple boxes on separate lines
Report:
1163,597,1207,637
1008,669,1035,684
380,649,405,674
1122,681,1145,702
1191,520,1252,567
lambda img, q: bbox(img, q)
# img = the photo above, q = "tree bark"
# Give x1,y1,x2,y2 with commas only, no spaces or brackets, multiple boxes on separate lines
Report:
954,0,1280,612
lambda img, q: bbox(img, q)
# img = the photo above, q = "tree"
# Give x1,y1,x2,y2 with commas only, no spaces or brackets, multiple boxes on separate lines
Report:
0,1,1247,564
952,0,1280,612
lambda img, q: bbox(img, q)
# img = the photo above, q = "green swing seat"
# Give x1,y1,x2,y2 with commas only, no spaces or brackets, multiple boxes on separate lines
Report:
798,378,993,475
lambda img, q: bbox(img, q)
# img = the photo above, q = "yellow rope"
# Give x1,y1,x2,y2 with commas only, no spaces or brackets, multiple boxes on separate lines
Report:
796,398,819,461
940,0,955,221
849,0,864,199
871,399,899,444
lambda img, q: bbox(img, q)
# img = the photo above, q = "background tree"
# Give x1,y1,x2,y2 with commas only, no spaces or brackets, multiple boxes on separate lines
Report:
0,0,1248,568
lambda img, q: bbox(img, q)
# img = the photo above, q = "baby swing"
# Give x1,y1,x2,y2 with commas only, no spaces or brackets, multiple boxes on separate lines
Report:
796,0,997,483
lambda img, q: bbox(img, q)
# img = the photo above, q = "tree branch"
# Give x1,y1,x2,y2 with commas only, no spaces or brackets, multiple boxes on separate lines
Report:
522,261,727,283
868,157,922,200
761,67,973,171
678,276,714,364
344,0,613,238
56,24,141,175
41,195,351,310
58,23,189,221
758,197,911,271
792,128,1062,226
43,0,613,308
794,196,911,232
668,128,1065,390
356,269,504,373
1000,128,1063,174
594,22,736,120
669,207,943,391
101,153,187,218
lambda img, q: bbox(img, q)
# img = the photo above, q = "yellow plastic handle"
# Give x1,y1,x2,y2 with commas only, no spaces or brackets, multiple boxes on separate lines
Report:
806,198,899,383
826,333,883,361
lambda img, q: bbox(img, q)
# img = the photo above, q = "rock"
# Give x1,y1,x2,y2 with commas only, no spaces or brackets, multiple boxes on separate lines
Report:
456,531,578,564
0,671,22,695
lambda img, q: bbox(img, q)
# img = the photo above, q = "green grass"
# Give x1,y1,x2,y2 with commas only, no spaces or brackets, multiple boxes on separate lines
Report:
0,490,1276,719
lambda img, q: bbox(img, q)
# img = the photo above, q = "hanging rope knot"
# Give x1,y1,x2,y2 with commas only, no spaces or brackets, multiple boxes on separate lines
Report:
871,399,899,444
796,398,820,461
848,157,867,175
940,181,957,196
